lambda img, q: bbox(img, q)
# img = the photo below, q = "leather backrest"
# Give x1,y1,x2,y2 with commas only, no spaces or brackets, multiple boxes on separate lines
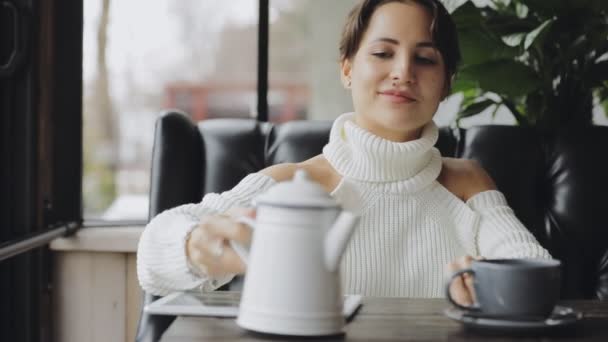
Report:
197,119,269,194
148,112,204,218
459,126,608,299
543,127,608,300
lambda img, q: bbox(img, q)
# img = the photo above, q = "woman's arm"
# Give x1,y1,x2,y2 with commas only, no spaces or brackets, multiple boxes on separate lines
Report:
136,173,277,296
442,158,550,259
445,159,551,307
469,190,552,259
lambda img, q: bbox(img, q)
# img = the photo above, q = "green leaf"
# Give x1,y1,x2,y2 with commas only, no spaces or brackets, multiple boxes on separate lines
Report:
515,2,528,18
451,1,483,28
458,29,519,66
484,8,540,36
451,78,478,94
523,18,555,50
458,99,497,118
462,87,482,100
523,0,568,17
490,103,501,119
459,60,541,97
502,98,530,126
442,0,470,14
456,87,484,108
525,0,608,15
502,33,525,47
488,0,511,11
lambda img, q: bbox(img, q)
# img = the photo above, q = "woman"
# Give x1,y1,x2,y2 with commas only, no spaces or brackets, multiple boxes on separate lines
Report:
137,0,551,306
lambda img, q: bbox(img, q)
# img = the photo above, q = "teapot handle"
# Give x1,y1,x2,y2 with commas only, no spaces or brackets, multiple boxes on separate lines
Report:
230,216,256,265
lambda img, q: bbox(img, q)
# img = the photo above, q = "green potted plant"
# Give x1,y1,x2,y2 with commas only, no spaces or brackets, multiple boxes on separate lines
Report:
450,0,608,128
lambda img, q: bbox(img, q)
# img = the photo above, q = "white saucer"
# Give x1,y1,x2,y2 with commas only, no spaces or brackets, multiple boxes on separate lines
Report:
444,305,583,334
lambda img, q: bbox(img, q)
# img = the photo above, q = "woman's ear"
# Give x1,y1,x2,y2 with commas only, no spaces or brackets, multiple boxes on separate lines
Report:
340,59,353,89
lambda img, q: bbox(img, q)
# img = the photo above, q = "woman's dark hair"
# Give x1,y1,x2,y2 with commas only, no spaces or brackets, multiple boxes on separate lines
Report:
339,0,461,92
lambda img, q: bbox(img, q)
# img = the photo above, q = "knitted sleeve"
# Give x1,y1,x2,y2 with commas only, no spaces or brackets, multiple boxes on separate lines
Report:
136,173,277,296
467,190,552,259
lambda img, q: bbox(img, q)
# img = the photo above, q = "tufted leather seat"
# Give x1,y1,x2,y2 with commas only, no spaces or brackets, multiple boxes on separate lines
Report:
136,111,608,342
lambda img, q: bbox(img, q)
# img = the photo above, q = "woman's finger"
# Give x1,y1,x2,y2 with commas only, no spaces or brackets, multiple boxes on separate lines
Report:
188,236,245,276
196,209,254,243
225,207,256,219
226,207,256,245
188,213,253,277
447,260,473,306
217,244,247,274
206,212,254,245
462,272,476,303
457,255,476,303
187,223,222,275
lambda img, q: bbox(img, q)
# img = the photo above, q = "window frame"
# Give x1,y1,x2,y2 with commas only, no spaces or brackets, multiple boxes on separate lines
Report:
0,1,83,341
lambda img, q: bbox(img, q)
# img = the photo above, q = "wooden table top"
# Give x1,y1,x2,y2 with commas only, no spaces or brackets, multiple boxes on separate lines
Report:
160,298,608,341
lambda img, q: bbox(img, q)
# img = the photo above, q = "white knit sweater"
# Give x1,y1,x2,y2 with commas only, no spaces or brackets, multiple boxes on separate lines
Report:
137,113,551,297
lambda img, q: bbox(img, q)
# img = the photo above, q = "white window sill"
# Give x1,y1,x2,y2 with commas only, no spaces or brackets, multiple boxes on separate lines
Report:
49,226,144,253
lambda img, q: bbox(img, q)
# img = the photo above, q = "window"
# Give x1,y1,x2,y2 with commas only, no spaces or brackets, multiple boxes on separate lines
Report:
269,0,357,122
82,0,259,221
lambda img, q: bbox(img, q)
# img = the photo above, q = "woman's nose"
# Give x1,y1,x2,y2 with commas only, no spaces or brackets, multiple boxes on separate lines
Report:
391,58,416,84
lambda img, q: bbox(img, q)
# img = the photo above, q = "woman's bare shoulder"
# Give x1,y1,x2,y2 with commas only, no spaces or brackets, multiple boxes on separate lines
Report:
259,155,341,193
259,163,299,182
439,157,497,201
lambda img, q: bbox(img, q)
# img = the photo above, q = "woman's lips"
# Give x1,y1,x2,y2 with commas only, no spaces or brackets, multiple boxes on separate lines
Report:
378,92,417,104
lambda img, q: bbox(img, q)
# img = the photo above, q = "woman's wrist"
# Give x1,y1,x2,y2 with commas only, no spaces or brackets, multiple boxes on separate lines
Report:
184,223,209,279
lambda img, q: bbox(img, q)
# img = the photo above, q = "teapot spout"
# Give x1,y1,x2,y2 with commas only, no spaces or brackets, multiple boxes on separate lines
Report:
324,211,359,272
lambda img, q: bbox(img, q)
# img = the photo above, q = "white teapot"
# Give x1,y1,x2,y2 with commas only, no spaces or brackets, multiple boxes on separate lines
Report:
232,169,359,336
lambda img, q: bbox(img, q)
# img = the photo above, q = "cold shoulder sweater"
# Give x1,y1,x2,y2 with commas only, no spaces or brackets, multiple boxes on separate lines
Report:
137,113,551,296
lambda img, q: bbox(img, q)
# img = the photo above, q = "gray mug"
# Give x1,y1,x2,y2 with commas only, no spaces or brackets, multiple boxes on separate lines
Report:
445,258,561,319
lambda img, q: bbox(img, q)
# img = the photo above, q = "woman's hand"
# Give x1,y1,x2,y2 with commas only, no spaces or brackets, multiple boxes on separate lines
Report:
446,255,481,307
186,207,255,277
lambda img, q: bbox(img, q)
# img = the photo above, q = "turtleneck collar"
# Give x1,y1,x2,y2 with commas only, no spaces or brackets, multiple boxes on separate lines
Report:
323,112,442,192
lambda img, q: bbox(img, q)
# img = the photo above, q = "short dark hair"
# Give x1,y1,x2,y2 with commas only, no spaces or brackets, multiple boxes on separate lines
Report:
339,0,461,92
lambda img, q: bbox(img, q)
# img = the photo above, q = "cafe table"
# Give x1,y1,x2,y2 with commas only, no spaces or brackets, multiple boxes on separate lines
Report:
160,298,608,341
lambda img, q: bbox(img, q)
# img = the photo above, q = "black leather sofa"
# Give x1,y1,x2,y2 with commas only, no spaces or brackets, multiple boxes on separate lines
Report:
136,110,608,342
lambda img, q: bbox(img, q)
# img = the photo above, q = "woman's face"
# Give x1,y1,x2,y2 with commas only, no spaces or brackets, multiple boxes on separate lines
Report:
341,1,447,142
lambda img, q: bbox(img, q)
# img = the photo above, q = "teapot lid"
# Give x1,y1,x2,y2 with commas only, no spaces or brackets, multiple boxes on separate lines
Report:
256,169,339,208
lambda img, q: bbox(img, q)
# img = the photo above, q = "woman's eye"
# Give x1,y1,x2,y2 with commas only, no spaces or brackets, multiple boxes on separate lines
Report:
372,52,392,59
416,56,436,65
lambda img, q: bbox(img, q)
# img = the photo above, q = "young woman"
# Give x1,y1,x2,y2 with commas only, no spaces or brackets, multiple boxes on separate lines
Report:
137,0,551,306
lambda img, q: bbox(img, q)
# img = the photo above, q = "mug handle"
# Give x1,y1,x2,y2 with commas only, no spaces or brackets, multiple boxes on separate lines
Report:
445,268,481,312
229,216,256,266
